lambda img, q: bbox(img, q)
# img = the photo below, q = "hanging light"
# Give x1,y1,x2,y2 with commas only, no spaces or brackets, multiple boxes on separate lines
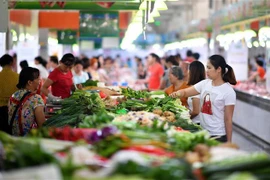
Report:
151,9,160,17
147,16,155,23
154,0,168,11
139,0,147,10
136,10,144,17
132,16,143,23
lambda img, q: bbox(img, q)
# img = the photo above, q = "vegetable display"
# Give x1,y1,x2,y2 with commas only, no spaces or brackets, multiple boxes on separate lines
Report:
1,88,269,180
43,91,105,127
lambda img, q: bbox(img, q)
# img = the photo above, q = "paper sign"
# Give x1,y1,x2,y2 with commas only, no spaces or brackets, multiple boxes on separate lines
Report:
17,41,39,71
227,41,248,81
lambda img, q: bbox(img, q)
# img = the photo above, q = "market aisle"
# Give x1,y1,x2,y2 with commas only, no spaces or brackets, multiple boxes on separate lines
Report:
232,125,270,154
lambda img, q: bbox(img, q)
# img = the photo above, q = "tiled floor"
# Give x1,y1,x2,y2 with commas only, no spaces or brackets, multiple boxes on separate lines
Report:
232,130,266,153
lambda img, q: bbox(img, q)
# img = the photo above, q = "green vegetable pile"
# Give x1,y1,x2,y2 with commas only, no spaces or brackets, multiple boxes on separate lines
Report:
79,111,114,128
81,79,99,87
202,153,270,180
44,90,105,127
0,131,57,171
113,158,194,180
113,96,202,132
121,88,150,99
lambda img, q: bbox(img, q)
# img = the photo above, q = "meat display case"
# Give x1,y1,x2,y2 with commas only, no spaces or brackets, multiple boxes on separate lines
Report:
233,82,270,151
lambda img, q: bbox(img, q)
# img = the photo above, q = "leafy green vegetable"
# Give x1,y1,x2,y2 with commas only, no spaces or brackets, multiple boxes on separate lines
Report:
168,130,219,152
79,111,114,128
121,88,150,99
81,80,99,87
114,159,194,180
44,90,105,127
0,132,57,171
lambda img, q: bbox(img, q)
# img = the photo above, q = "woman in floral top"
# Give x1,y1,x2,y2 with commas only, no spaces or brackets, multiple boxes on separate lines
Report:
8,67,45,136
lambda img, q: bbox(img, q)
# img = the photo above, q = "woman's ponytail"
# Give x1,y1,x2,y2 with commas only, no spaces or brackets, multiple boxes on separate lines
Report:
223,64,237,85
209,55,237,85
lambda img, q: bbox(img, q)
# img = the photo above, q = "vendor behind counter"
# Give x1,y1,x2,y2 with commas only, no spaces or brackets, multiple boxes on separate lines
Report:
41,53,76,101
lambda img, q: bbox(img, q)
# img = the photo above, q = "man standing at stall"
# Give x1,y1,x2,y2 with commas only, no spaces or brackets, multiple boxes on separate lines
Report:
136,53,164,90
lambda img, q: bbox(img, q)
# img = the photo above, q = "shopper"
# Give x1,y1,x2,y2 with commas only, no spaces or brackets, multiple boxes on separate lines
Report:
137,58,146,79
41,53,76,100
12,53,18,73
8,67,45,136
160,56,179,90
192,53,200,61
170,55,237,142
97,56,109,83
137,53,164,90
187,61,206,125
82,57,92,79
185,50,194,63
248,59,265,83
19,60,29,70
175,53,182,65
72,59,89,84
88,58,100,81
165,66,189,107
48,56,59,73
0,54,19,133
34,56,49,80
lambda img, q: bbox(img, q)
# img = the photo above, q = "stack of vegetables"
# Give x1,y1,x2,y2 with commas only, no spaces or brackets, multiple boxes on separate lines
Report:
2,88,269,179
43,90,105,127
1,126,270,180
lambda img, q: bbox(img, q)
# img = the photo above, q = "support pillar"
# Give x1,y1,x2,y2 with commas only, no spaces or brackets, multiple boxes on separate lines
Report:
39,28,49,60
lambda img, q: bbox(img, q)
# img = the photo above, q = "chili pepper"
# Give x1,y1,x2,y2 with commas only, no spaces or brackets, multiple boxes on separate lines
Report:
125,145,175,157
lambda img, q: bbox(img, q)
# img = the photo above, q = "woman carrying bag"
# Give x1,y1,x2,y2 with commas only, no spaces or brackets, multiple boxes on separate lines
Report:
171,55,237,142
8,67,45,136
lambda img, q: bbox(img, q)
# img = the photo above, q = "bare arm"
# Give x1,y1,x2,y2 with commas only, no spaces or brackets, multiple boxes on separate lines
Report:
41,78,54,96
190,98,200,119
137,77,149,84
35,106,46,127
159,78,166,90
170,86,200,98
224,105,235,142
248,72,258,81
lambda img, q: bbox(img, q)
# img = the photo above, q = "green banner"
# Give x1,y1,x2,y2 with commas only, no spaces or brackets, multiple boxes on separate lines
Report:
57,30,77,45
12,2,140,10
80,12,119,38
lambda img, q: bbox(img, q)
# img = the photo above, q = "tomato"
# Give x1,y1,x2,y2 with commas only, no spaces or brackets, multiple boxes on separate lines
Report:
99,91,107,99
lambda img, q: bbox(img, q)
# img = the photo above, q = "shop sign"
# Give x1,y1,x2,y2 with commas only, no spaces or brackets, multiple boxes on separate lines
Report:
79,12,119,38
57,30,77,45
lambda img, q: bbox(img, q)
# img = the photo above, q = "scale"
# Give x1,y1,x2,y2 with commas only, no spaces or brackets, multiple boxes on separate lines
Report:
45,99,63,119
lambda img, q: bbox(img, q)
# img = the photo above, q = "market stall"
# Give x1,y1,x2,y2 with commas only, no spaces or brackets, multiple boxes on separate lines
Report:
1,84,270,180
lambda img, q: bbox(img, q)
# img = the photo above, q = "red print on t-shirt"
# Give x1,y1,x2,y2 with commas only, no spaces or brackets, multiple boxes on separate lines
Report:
201,93,213,115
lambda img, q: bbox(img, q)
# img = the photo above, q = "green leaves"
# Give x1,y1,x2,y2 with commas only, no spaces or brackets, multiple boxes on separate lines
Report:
121,88,150,99
79,111,114,128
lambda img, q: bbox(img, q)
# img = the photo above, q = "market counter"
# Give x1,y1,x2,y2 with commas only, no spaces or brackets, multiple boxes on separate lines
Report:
233,89,270,149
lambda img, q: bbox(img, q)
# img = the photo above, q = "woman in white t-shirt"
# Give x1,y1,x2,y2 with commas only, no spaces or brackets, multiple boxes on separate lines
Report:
34,56,49,80
171,55,237,142
187,61,206,125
